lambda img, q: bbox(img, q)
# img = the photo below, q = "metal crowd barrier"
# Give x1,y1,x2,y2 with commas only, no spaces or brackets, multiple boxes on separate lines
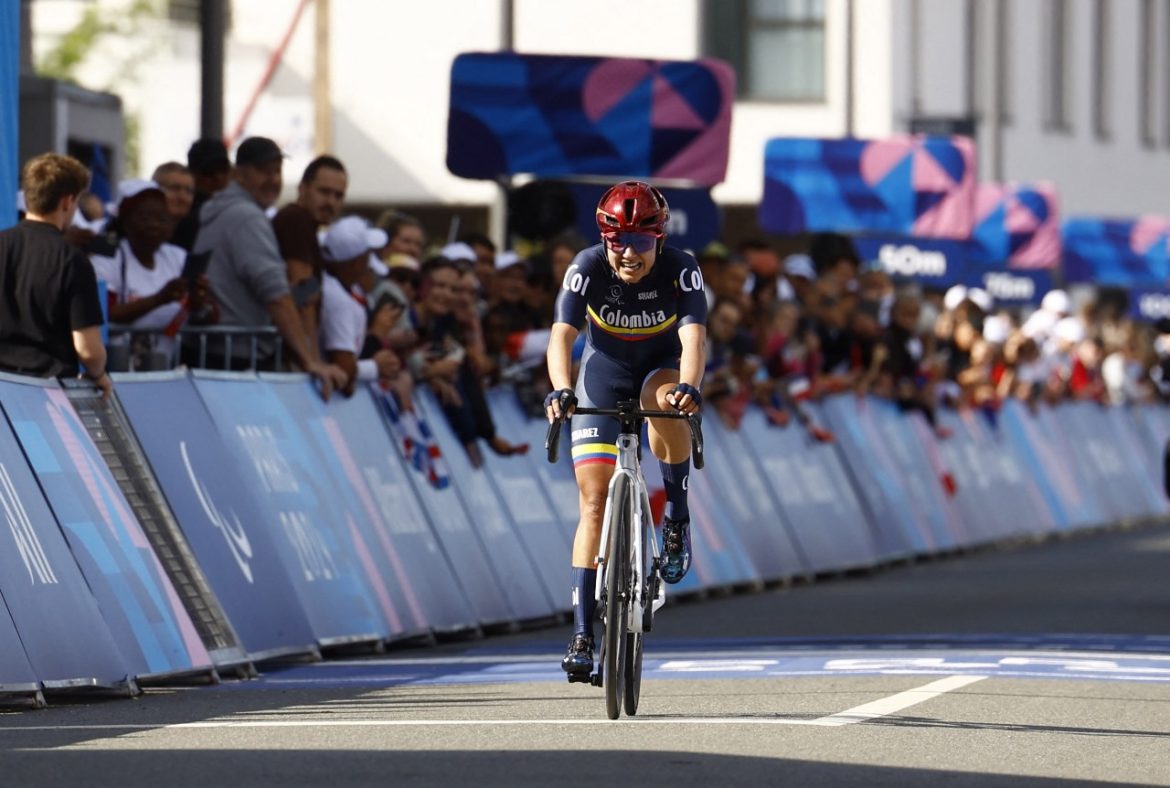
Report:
106,325,284,372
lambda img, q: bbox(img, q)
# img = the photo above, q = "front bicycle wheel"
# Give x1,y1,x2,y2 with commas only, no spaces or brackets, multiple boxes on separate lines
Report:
623,629,643,715
603,475,630,720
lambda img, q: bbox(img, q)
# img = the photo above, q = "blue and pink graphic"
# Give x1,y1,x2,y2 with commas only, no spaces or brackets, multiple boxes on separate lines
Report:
447,53,734,185
760,135,976,238
0,377,211,678
1063,215,1170,287
969,182,1061,268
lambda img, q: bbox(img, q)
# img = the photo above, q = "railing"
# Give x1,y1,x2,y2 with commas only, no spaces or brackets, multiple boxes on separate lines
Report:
106,325,284,372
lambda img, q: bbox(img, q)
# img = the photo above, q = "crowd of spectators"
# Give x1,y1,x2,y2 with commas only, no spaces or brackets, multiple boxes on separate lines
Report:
12,139,1170,465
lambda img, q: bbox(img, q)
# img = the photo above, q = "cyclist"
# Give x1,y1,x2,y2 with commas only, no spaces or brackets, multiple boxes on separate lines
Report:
545,181,707,678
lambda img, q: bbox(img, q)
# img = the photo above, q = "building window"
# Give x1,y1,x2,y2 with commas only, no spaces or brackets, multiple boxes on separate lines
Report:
704,0,826,102
1045,0,1073,131
1092,0,1110,140
1141,0,1158,146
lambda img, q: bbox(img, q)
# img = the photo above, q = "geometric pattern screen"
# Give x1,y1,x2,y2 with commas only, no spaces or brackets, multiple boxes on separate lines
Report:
760,135,976,239
447,52,735,185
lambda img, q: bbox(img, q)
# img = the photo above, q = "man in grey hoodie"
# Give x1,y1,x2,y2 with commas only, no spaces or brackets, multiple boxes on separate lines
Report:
192,136,345,398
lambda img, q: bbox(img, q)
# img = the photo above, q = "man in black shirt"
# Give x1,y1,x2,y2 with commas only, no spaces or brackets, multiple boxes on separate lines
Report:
0,153,111,399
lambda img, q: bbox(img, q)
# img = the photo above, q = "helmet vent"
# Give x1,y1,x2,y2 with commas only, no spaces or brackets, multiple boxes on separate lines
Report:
623,198,636,221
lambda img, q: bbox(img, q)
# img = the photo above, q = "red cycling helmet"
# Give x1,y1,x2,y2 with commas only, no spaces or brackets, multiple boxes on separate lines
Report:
595,181,670,240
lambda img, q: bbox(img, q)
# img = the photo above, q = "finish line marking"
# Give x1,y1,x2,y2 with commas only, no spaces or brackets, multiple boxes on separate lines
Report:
0,675,985,732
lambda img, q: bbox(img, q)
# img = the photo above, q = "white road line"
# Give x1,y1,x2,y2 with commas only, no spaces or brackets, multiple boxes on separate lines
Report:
810,674,987,727
0,675,986,733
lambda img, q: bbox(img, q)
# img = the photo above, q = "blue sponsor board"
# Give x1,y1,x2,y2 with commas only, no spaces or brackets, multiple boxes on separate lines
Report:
414,388,556,621
0,375,211,678
191,373,387,647
699,415,807,582
736,406,877,573
0,602,37,694
115,373,317,660
1126,287,1170,323
0,396,130,688
966,265,1051,307
852,234,969,288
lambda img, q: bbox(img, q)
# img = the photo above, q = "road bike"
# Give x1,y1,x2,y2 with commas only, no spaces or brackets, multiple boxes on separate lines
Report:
546,399,703,719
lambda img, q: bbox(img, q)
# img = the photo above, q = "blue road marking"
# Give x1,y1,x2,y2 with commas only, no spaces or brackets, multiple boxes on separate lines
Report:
217,636,1170,690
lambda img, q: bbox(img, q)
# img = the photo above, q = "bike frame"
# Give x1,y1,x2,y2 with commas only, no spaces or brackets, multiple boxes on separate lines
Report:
594,431,665,635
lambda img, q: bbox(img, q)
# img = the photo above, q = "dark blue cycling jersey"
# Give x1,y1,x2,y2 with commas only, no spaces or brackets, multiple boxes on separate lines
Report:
554,243,708,469
553,243,708,367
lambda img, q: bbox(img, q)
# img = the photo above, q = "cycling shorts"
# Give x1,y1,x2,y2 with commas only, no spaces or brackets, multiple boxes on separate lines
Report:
569,344,678,470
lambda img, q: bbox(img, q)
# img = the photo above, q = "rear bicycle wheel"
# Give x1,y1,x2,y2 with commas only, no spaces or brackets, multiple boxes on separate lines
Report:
623,630,643,715
603,476,630,720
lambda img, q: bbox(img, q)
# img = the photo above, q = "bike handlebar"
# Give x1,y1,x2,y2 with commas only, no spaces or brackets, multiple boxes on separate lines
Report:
544,402,704,470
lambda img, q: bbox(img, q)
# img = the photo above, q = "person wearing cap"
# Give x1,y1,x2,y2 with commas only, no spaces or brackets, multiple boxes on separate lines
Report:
0,153,111,399
190,136,346,398
272,155,349,364
90,179,217,368
171,137,232,251
318,216,400,393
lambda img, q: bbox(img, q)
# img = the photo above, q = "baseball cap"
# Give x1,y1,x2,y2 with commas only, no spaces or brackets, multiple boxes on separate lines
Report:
386,252,420,271
783,253,816,280
322,216,389,263
494,250,527,271
235,136,285,168
187,137,230,173
1041,289,1070,315
108,178,164,217
439,241,477,263
966,287,993,313
943,285,968,312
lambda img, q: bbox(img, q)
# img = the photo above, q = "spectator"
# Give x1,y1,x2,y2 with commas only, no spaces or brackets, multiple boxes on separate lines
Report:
151,161,196,232
0,153,111,399
273,155,348,360
410,257,527,467
376,209,425,262
317,216,398,394
90,179,216,368
459,231,497,289
191,136,345,398
171,137,232,251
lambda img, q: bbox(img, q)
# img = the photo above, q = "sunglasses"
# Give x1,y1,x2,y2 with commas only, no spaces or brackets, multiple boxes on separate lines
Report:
603,232,659,254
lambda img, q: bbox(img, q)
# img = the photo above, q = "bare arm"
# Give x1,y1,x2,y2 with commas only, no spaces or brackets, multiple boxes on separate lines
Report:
267,294,346,400
72,326,112,400
544,322,579,421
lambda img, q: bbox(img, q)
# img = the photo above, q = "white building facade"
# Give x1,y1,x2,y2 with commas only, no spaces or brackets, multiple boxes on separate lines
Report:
29,0,1170,236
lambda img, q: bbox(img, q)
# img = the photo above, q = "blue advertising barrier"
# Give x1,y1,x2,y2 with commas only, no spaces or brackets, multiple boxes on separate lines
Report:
996,400,1081,531
191,373,387,647
1033,405,1109,529
820,396,931,559
0,375,212,679
0,603,38,698
700,414,807,582
1101,406,1169,520
736,405,878,573
266,375,433,639
866,400,963,551
0,399,132,690
477,389,574,606
415,388,558,621
0,401,132,690
114,372,317,660
935,408,1055,544
326,385,479,634
1061,403,1159,524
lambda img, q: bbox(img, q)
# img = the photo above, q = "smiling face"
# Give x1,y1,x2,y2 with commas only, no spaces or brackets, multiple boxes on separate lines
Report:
603,233,659,285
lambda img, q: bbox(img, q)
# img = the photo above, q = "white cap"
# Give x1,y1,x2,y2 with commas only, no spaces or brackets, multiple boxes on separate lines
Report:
1053,316,1085,345
943,285,968,311
440,241,477,263
1021,308,1057,340
494,250,525,271
967,287,993,313
983,314,1011,344
783,253,816,280
108,178,163,217
322,216,389,263
1041,289,1070,315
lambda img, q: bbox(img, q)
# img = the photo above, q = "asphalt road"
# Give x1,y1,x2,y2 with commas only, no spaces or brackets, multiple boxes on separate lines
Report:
3,522,1170,787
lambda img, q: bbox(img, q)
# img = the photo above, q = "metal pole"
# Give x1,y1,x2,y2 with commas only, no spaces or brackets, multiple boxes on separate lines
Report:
843,0,854,137
314,0,332,153
200,0,226,139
